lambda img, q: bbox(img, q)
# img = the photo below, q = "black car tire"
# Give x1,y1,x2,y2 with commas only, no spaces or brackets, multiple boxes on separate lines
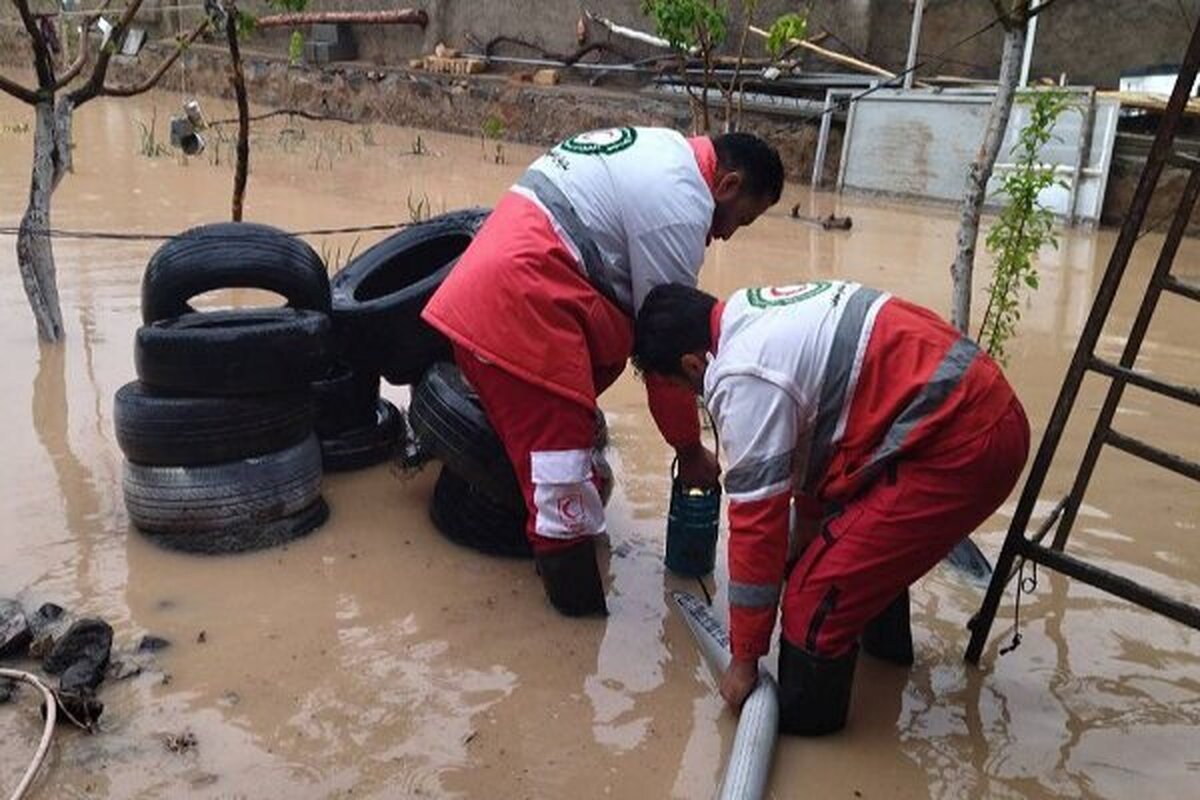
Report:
141,222,330,324
142,498,330,555
312,362,381,438
331,208,488,386
430,466,531,558
409,362,523,512
114,381,314,466
135,309,332,396
320,398,403,472
411,363,613,513
123,435,323,536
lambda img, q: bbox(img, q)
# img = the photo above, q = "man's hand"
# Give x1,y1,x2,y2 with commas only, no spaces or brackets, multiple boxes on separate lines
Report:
719,657,760,712
676,442,720,489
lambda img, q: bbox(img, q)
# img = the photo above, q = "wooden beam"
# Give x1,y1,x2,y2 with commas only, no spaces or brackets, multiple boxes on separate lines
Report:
749,24,894,79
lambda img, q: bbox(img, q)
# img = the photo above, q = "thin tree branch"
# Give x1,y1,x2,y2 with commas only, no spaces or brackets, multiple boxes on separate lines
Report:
207,108,356,126
0,72,38,104
99,19,210,98
53,47,91,92
775,32,829,64
52,36,94,92
52,0,115,92
13,0,56,88
482,35,633,66
69,0,148,106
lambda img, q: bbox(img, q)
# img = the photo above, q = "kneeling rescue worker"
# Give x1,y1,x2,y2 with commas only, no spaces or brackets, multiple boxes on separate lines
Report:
422,127,783,616
633,280,1030,734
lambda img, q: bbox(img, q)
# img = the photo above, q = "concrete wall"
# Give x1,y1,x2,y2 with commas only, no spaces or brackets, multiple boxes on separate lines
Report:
870,0,1200,88
233,0,1200,88
9,1,1195,87
231,0,876,68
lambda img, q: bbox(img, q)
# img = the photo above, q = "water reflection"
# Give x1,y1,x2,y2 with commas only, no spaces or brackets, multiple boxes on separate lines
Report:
1,84,1198,798
31,340,104,597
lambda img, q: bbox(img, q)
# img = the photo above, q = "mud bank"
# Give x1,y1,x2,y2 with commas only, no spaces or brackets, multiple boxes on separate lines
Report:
0,28,839,186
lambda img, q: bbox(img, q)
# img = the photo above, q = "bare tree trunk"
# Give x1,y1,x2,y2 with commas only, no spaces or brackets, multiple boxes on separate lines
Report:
950,21,1027,333
4,0,199,342
225,7,250,222
18,99,73,343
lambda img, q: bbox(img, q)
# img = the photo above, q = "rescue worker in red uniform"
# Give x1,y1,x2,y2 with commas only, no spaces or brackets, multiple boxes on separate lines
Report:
633,281,1030,734
422,128,784,616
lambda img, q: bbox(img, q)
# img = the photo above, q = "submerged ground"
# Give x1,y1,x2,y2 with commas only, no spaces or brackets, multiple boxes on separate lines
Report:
1,89,1197,799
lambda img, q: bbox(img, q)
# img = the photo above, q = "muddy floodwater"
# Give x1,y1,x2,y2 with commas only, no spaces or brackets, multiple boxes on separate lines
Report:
0,88,1197,800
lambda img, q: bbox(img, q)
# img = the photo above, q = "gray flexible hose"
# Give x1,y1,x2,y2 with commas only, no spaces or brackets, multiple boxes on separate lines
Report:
0,668,57,800
671,592,779,800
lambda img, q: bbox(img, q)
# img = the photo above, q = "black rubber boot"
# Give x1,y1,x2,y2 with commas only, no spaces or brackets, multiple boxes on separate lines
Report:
860,588,914,666
777,639,858,735
534,539,608,617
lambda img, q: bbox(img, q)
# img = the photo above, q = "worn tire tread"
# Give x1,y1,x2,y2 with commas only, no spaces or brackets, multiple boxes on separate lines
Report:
123,436,323,534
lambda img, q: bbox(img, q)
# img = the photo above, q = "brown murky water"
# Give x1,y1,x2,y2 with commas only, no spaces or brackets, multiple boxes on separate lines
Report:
0,88,1197,800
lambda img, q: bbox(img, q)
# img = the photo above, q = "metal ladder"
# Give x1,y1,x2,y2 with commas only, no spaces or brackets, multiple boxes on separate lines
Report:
965,20,1200,664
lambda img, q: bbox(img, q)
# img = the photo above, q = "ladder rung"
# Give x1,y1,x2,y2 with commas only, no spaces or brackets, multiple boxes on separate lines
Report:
1106,429,1200,482
1089,357,1200,407
1163,274,1200,302
1168,151,1200,170
1018,541,1200,630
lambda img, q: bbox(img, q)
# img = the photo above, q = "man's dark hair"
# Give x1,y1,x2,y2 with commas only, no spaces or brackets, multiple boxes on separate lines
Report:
633,283,718,379
712,132,784,204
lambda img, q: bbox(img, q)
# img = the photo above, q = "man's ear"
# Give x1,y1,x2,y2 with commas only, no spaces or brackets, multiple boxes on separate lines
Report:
714,170,743,203
680,352,707,389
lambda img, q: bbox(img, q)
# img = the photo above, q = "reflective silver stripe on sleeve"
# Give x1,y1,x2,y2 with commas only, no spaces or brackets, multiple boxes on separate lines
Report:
729,581,782,608
515,169,628,314
802,287,884,492
724,449,795,496
867,336,979,466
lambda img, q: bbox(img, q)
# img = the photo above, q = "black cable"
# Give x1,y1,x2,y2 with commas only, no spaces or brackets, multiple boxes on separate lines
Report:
817,28,871,64
817,0,1068,119
999,559,1038,655
871,44,998,76
0,220,417,241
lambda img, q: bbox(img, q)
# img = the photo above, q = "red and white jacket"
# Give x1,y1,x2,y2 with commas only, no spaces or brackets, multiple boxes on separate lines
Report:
706,282,1014,660
423,126,718,446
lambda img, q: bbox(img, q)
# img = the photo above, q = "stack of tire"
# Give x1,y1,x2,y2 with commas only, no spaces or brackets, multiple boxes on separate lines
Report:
410,362,614,558
117,223,335,554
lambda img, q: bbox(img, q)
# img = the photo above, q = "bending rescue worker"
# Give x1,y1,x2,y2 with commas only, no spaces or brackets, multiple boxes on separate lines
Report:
633,280,1030,734
423,126,784,616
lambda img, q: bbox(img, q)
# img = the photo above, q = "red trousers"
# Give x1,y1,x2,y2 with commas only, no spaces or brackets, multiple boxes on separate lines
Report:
781,396,1030,657
454,344,616,555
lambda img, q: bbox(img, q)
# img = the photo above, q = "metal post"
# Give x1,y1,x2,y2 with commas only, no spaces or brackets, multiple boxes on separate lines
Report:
964,17,1200,665
904,0,926,90
1067,89,1096,225
1019,0,1041,87
812,90,835,188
